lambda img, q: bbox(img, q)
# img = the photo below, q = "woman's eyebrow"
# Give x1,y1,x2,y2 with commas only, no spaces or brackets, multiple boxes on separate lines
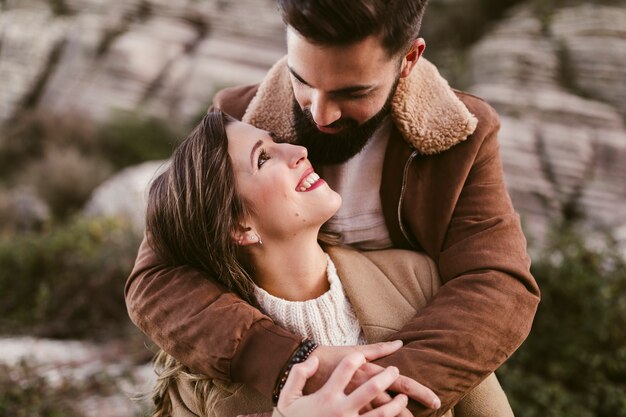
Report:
250,139,263,168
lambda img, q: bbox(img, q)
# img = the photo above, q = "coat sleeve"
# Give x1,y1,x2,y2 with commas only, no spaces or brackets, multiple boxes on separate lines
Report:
374,100,540,416
125,236,301,397
124,84,301,398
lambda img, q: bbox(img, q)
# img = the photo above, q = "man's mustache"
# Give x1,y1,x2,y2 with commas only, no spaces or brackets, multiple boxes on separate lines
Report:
302,108,358,130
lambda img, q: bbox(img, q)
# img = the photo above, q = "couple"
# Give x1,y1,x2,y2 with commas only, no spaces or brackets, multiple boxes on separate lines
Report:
126,0,540,416
147,112,513,416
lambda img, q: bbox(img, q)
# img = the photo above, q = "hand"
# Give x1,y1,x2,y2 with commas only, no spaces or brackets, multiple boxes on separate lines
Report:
305,341,441,412
276,353,409,417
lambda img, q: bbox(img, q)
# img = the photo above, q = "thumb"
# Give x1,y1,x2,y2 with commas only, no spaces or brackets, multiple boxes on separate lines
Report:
277,356,320,408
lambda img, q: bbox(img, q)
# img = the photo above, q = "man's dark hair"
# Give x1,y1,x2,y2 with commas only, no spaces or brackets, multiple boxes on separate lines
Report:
278,0,429,56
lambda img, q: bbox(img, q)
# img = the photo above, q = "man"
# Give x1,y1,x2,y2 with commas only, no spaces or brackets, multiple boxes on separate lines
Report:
126,0,540,415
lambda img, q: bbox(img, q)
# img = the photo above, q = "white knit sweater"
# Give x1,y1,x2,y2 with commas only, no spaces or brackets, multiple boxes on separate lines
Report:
253,254,367,346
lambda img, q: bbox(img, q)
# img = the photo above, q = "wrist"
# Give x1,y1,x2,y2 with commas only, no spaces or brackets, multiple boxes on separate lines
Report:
272,339,318,404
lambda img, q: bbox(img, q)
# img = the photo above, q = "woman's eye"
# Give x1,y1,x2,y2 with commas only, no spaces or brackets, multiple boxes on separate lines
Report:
257,149,271,169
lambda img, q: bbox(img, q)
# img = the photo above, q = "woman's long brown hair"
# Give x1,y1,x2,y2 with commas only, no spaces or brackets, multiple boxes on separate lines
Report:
146,110,254,301
147,111,257,417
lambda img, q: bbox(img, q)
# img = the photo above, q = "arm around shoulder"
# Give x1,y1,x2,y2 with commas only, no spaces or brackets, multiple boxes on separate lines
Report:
375,100,540,415
125,234,301,397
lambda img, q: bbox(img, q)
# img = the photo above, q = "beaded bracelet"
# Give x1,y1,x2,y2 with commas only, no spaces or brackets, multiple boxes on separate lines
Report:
272,338,319,404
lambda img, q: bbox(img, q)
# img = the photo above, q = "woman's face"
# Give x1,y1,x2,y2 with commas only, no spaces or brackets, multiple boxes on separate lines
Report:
227,121,341,241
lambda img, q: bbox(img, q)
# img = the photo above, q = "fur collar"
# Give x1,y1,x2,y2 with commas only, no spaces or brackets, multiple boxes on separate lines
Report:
242,56,477,155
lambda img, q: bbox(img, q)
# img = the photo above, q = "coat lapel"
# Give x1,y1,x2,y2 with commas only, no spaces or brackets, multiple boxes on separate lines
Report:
325,246,418,343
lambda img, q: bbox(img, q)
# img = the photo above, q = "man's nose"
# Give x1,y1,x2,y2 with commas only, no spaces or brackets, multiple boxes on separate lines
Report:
310,92,341,127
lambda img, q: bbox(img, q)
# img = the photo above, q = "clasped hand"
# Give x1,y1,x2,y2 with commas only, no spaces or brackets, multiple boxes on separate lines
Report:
276,341,441,417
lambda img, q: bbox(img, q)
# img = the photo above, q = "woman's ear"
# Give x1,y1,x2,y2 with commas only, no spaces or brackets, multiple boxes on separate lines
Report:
231,225,262,246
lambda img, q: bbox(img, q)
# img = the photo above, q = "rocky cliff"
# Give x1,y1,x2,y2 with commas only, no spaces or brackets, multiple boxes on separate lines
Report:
468,4,626,250
2,0,625,251
0,0,286,123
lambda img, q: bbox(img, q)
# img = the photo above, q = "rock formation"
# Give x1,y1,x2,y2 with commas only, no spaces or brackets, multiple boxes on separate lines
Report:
84,160,167,234
0,0,286,123
468,5,626,252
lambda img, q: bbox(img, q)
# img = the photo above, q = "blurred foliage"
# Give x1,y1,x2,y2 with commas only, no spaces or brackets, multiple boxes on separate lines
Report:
96,111,178,170
0,357,147,417
18,146,112,219
0,111,95,182
422,0,524,51
499,224,626,417
0,216,142,338
0,361,82,417
0,110,180,220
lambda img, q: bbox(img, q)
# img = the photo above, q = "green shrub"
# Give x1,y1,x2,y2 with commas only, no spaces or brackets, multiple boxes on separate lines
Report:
97,112,179,170
0,112,110,219
0,357,146,417
499,225,626,416
0,110,182,220
0,111,97,182
18,146,112,219
0,216,142,338
0,109,182,182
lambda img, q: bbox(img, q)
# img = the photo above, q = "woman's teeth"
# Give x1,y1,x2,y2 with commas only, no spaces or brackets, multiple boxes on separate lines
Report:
298,172,320,191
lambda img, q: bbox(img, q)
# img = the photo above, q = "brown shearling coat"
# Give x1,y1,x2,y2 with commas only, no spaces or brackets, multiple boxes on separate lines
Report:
126,57,540,416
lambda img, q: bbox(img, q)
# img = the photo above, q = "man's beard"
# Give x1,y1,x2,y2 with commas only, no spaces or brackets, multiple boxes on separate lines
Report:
292,77,399,166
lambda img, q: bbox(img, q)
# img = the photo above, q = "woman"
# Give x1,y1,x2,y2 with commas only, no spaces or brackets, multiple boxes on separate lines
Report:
146,111,513,417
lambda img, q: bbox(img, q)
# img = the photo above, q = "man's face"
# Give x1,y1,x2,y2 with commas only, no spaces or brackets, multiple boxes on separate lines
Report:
286,28,404,164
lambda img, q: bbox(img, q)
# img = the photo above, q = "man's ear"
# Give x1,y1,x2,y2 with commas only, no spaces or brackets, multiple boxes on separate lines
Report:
231,225,261,246
400,38,426,78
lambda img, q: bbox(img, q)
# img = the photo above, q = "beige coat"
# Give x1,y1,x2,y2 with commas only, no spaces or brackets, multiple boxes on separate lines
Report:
166,247,513,417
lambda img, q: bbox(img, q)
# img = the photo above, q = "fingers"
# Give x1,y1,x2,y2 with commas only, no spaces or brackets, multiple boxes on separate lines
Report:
322,352,366,393
388,374,441,410
368,390,394,410
347,365,399,410
361,394,409,417
357,340,403,361
277,356,320,408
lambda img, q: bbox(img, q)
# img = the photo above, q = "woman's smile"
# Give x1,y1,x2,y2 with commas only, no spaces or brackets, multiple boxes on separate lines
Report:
296,168,325,192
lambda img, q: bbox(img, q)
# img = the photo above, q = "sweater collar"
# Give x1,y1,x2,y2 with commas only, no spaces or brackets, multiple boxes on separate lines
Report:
243,56,477,155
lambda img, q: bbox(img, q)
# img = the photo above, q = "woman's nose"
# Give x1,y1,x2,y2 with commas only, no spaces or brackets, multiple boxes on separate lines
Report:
286,144,307,168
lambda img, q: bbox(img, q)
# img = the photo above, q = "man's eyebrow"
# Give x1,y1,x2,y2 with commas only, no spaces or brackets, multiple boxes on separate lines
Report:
250,139,263,168
288,66,311,87
288,66,374,95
